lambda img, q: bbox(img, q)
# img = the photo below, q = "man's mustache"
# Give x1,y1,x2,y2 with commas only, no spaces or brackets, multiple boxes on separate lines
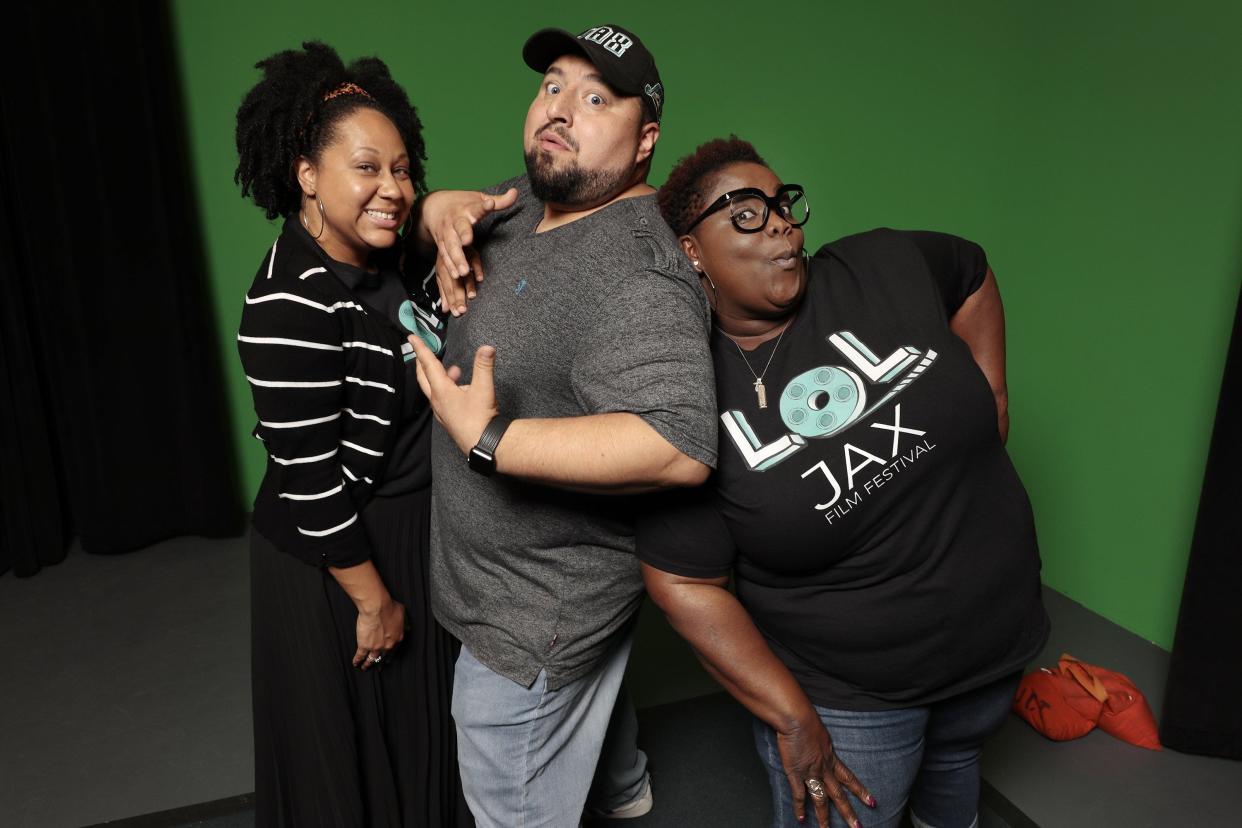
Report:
535,124,579,152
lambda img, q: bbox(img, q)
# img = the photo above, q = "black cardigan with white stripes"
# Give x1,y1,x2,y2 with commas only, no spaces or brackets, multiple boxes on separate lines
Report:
238,218,416,567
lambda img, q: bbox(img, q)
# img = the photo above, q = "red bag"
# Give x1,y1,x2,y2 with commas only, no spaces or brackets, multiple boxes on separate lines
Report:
1012,653,1162,751
1059,654,1162,751
1012,667,1100,740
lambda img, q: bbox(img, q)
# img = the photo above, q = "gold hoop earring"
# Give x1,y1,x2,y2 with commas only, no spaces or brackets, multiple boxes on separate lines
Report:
697,266,718,311
300,196,326,240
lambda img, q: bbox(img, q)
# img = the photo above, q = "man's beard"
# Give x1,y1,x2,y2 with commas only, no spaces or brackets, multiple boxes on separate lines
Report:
524,148,630,208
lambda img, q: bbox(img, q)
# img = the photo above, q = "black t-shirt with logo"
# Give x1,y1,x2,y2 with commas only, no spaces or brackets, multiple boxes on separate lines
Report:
637,228,1049,711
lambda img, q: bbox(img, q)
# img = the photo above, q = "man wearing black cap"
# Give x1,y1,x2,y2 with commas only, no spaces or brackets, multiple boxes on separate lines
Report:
408,23,716,828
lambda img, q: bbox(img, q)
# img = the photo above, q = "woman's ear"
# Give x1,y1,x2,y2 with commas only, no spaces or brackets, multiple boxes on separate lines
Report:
681,233,717,309
680,234,701,271
294,157,317,198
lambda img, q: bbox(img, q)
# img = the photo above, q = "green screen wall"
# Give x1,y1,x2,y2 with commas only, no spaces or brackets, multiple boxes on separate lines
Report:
171,0,1242,650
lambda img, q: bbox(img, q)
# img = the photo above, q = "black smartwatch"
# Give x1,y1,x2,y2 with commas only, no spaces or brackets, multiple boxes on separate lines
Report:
468,415,512,476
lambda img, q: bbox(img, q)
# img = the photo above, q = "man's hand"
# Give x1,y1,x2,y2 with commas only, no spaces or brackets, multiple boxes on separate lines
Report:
417,188,519,317
409,334,499,455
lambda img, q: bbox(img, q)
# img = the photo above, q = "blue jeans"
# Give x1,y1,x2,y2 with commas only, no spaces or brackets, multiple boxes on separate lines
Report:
451,635,648,828
753,672,1020,828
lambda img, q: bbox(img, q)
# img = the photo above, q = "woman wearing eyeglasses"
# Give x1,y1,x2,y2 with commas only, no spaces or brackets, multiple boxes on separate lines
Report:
639,137,1048,828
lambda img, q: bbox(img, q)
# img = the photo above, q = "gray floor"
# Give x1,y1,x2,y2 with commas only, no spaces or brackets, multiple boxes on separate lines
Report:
0,537,252,828
2,536,1239,827
0,533,721,828
982,589,1242,827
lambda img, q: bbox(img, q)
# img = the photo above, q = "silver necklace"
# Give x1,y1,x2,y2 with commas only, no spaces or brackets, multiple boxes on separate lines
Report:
729,320,791,409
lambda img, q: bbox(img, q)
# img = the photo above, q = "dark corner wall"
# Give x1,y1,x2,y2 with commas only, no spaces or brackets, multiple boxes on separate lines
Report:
170,0,1242,649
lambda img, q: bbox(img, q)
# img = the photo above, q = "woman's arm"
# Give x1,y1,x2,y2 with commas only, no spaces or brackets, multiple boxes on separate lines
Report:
328,560,405,670
949,268,1009,442
643,563,873,827
239,267,404,668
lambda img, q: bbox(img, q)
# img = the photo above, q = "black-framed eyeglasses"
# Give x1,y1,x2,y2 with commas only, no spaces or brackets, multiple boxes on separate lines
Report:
685,184,810,234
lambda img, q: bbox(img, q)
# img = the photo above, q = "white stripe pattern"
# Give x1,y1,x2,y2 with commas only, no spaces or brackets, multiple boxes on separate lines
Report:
343,341,394,356
342,408,391,425
247,375,342,389
270,448,338,466
341,440,383,457
259,412,341,429
265,238,278,279
238,334,343,351
297,513,358,537
279,481,345,501
298,267,328,280
345,376,396,393
342,465,374,485
244,293,365,314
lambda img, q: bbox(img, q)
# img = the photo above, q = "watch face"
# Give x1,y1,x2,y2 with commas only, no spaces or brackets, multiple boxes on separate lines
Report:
468,447,496,475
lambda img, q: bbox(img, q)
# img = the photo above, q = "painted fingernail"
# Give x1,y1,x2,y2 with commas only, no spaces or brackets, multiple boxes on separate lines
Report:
796,816,805,824
866,794,877,807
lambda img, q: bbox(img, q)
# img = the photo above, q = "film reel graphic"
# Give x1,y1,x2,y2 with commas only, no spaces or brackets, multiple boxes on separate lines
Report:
776,350,939,442
779,366,868,438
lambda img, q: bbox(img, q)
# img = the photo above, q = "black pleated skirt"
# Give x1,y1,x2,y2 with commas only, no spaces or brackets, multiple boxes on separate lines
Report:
250,487,472,828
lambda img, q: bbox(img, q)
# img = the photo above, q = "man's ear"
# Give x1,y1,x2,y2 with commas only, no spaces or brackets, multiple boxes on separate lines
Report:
294,157,317,197
635,121,660,165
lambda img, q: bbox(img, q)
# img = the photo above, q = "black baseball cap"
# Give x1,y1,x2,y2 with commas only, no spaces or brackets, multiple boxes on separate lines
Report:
522,24,664,124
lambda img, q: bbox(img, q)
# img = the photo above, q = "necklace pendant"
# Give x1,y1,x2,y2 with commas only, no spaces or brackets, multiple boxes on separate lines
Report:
754,378,768,409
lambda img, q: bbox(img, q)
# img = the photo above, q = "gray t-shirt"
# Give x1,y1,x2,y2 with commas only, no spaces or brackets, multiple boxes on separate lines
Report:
430,176,717,689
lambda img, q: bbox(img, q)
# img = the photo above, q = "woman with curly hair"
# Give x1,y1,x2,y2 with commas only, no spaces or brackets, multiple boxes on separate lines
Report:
639,138,1047,828
235,42,470,827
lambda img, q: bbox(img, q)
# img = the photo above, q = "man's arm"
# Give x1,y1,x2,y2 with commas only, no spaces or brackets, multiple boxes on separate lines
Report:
412,187,519,316
949,267,1009,443
409,339,709,493
495,412,708,491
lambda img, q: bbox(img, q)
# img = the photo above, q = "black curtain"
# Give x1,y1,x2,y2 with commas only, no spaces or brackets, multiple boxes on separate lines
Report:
0,1,242,577
1160,280,1242,758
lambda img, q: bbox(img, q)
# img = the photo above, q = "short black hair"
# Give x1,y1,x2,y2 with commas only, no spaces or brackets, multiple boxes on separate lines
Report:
657,136,766,235
234,41,427,220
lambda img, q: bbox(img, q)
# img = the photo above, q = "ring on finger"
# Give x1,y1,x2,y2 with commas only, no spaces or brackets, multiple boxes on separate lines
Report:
805,778,826,800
